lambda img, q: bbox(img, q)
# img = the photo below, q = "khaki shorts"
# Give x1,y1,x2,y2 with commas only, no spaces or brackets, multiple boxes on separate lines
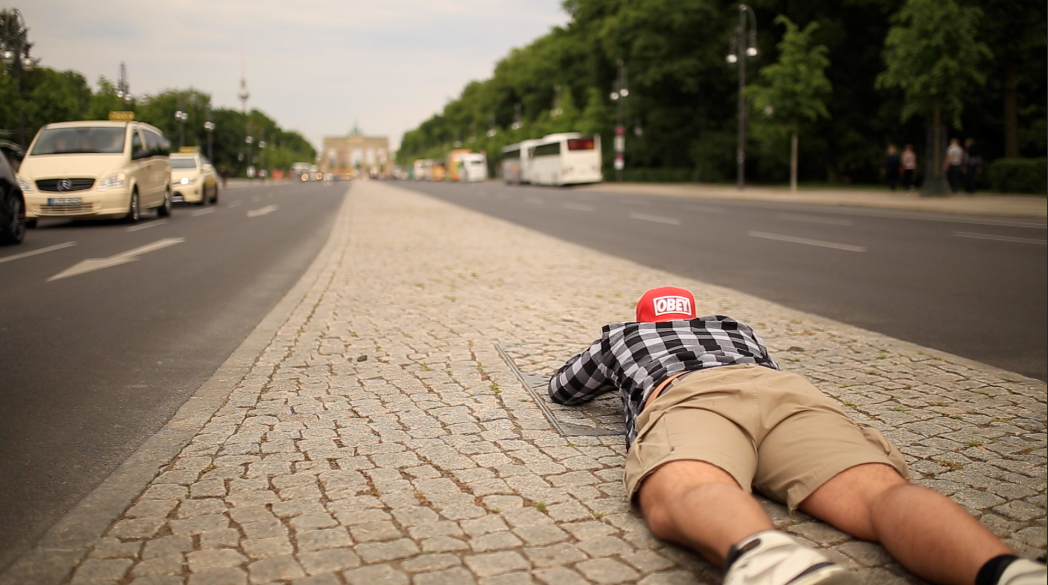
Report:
624,364,909,511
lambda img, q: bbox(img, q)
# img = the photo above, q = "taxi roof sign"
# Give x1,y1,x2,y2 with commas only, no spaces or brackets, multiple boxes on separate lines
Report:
178,146,199,154
109,111,135,121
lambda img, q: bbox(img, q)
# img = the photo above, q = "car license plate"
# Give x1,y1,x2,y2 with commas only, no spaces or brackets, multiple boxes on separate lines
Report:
48,197,82,206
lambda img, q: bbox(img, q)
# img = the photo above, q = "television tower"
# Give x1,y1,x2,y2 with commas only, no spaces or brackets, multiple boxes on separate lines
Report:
238,38,250,114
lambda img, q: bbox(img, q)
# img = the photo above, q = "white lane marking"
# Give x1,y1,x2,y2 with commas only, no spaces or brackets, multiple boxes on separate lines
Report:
630,212,681,225
524,197,545,205
563,203,594,212
48,238,185,281
191,208,215,217
777,213,853,226
247,205,279,218
749,231,866,252
955,232,1047,245
127,220,167,232
683,204,726,213
0,241,76,265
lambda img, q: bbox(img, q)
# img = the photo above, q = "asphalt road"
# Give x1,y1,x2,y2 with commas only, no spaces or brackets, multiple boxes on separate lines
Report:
0,180,345,572
399,180,1047,382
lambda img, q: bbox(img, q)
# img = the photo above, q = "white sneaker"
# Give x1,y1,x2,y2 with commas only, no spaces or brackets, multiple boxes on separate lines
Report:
996,559,1048,585
724,531,857,585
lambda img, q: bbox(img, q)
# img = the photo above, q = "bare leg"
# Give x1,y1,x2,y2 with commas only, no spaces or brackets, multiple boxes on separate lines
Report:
637,460,774,565
800,463,1013,585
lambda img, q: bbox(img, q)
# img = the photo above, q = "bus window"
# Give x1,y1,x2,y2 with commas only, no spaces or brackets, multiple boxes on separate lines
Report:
533,142,561,157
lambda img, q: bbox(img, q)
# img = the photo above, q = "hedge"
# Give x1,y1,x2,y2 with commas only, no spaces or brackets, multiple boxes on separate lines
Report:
623,168,701,183
988,158,1047,194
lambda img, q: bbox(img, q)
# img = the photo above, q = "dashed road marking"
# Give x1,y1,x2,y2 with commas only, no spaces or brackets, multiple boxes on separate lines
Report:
749,231,866,252
127,220,167,232
955,232,1046,245
630,212,681,225
247,205,279,218
777,213,853,226
0,241,76,265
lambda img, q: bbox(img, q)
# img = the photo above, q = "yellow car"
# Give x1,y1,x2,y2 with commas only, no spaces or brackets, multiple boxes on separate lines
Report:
18,117,172,225
170,151,219,205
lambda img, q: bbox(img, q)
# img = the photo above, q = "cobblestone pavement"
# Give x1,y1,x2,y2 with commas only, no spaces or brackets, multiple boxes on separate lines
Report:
17,181,1047,584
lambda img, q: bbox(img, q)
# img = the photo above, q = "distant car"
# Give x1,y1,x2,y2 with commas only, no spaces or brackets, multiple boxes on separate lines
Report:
170,151,219,205
18,117,173,225
0,141,26,244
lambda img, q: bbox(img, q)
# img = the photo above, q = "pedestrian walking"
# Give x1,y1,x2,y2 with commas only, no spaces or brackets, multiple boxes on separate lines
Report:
882,145,901,192
219,166,229,188
964,138,983,194
549,286,1048,585
944,138,964,192
901,144,917,192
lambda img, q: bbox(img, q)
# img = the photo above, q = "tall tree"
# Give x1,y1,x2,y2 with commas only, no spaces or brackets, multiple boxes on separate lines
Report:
876,0,991,194
25,68,91,133
975,0,1046,157
746,15,831,191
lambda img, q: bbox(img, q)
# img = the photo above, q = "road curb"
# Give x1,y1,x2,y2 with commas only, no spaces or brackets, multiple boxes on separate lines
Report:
0,186,355,585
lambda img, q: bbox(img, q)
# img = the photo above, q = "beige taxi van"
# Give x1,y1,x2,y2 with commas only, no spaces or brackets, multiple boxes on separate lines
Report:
17,112,173,226
170,148,219,205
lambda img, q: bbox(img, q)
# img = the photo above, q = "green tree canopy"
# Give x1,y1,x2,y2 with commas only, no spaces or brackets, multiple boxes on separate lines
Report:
877,0,992,129
877,0,992,191
747,16,832,190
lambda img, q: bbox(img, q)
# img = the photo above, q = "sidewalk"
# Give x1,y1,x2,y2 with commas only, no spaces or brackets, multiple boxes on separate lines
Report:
5,180,1044,585
577,182,1047,219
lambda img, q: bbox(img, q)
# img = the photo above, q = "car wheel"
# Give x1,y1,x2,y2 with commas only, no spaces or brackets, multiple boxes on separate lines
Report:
211,185,219,205
196,188,207,206
25,218,37,229
125,190,140,223
0,194,26,244
157,188,172,217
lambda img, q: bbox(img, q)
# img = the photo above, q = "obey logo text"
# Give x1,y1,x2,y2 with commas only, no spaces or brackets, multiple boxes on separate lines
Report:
652,296,692,316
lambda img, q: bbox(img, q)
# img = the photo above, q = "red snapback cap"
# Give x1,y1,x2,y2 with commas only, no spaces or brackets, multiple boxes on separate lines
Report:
636,287,697,323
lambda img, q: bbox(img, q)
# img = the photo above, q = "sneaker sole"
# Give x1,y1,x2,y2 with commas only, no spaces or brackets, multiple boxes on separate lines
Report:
790,566,860,585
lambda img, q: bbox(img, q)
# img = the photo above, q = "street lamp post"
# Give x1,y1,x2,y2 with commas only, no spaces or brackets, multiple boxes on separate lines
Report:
610,60,629,182
511,103,522,131
116,62,132,106
726,4,758,190
245,133,254,178
204,104,214,161
258,135,267,180
174,95,188,148
1,8,35,147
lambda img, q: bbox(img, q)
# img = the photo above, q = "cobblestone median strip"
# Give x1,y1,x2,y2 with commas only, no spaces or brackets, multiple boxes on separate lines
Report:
496,343,623,437
16,180,1044,585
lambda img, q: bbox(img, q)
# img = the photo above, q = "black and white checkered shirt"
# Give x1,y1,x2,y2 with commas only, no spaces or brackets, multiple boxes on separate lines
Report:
547,316,778,447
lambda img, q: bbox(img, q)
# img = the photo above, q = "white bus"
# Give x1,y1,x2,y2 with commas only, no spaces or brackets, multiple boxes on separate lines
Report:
500,139,541,184
528,133,603,186
461,153,488,182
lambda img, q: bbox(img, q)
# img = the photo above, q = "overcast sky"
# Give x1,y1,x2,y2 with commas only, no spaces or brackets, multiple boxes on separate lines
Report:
19,0,570,151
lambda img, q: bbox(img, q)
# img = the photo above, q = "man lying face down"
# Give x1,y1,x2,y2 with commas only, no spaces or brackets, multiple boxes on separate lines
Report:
548,287,1045,585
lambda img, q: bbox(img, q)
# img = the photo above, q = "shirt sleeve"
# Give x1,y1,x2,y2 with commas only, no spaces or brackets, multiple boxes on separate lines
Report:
548,337,616,405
